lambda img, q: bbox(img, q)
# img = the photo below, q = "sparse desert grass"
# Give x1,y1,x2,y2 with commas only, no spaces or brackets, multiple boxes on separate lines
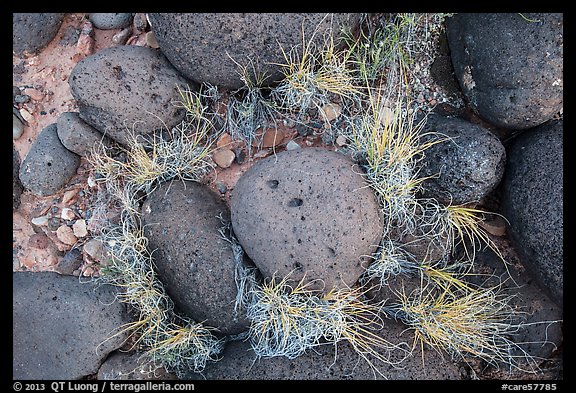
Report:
90,86,228,377
224,57,281,153
381,279,552,373
243,272,410,376
84,13,559,379
271,24,361,122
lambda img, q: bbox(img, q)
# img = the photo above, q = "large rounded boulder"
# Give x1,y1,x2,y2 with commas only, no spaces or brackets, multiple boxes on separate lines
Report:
19,123,81,197
148,13,361,90
141,180,249,335
68,45,190,146
446,13,563,130
230,147,384,292
500,120,563,306
13,13,65,56
419,114,506,205
13,146,23,212
13,272,129,380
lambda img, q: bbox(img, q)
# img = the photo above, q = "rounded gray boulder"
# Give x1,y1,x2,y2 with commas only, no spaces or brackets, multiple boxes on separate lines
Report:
13,13,65,56
89,13,133,30
418,114,506,205
57,111,114,157
13,146,23,212
141,180,249,335
19,123,81,197
230,147,384,292
148,13,361,90
13,272,129,380
446,13,563,130
500,120,563,306
69,45,190,146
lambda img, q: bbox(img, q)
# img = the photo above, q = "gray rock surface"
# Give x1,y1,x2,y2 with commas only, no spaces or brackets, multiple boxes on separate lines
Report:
141,180,249,335
97,351,176,380
186,319,461,380
230,147,384,292
419,114,506,205
89,13,133,30
13,13,65,56
446,13,563,130
57,111,114,156
68,45,190,146
471,248,563,363
54,248,83,275
13,272,129,380
19,123,81,197
148,13,360,89
13,113,25,139
500,120,563,305
13,146,23,212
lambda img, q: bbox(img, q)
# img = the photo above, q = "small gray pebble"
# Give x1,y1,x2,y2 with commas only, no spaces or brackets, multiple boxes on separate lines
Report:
13,114,24,139
14,94,30,104
286,140,301,151
216,182,227,194
48,217,61,231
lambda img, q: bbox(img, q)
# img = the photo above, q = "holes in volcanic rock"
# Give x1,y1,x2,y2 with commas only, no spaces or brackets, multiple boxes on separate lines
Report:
288,198,303,207
266,179,279,189
293,261,303,271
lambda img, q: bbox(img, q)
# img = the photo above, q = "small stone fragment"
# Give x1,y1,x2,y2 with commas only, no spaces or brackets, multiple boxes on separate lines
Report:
216,133,232,148
335,135,347,147
83,239,105,262
31,215,50,226
216,182,227,194
55,248,83,275
320,103,341,122
28,233,50,250
133,13,148,33
61,208,76,220
286,140,301,151
72,219,88,238
145,31,159,48
112,28,132,45
82,266,95,277
253,149,272,159
19,108,33,123
253,128,285,148
56,225,78,246
212,149,235,168
61,189,79,205
23,88,44,101
13,114,24,139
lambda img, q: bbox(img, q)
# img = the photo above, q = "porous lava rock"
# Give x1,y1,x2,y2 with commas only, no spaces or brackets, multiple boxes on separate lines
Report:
141,180,249,335
231,147,384,292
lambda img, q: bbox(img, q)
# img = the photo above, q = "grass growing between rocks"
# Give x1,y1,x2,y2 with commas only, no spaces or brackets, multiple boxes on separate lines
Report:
328,14,555,375
83,13,558,379
381,277,548,374
238,271,410,377
89,87,227,377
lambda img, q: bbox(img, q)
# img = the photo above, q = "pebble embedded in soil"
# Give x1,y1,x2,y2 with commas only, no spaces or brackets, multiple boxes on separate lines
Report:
13,114,24,139
212,149,236,168
83,238,106,262
72,219,88,238
56,225,78,246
